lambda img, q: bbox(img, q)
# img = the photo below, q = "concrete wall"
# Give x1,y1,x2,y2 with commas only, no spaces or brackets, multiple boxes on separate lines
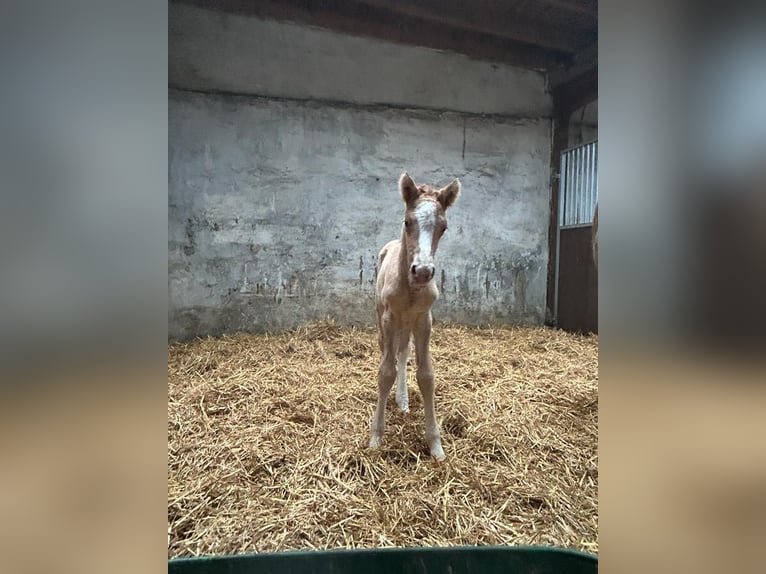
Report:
169,4,551,117
169,5,553,340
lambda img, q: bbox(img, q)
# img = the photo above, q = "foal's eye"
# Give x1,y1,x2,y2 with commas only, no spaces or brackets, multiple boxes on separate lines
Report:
404,220,410,228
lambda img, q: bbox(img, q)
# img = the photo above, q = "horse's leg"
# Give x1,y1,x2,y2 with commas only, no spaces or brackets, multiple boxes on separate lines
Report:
413,311,445,460
376,302,384,353
369,314,398,449
395,331,411,412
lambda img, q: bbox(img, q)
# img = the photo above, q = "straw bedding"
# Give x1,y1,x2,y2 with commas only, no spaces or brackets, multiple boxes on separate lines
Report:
168,321,598,558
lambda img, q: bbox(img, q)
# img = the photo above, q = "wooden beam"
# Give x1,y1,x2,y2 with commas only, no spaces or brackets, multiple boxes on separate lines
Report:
538,0,598,19
352,0,586,53
545,107,571,324
552,65,598,117
173,0,564,69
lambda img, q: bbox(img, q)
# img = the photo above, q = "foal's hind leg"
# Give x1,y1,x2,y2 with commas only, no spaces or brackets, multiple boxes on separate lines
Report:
395,332,411,412
375,302,384,352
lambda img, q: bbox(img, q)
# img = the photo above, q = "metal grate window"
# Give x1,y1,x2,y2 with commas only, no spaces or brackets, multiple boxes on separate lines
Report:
558,140,598,227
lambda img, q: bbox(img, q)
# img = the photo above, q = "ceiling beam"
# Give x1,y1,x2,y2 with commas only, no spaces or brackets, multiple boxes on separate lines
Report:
173,0,566,69
352,0,586,53
538,0,598,19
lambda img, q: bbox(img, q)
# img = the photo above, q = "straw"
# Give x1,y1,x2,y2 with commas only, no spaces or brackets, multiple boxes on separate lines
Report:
168,321,598,557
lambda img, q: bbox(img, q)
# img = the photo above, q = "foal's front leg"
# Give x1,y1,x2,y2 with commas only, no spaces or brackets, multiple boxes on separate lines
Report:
369,319,397,449
413,312,445,460
395,333,411,412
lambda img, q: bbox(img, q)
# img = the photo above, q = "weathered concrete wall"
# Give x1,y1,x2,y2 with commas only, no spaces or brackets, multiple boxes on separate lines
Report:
169,4,551,117
168,5,553,340
169,90,551,339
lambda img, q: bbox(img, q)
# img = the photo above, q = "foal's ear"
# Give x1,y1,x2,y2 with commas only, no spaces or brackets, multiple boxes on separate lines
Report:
399,172,419,205
438,178,461,209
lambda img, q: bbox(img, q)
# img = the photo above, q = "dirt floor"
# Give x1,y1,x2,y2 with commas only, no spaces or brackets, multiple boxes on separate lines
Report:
168,321,598,557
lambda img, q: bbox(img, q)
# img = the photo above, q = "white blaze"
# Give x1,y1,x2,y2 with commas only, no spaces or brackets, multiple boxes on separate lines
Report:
414,201,437,263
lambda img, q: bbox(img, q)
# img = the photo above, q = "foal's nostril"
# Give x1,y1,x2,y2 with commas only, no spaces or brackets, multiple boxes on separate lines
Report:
411,265,417,275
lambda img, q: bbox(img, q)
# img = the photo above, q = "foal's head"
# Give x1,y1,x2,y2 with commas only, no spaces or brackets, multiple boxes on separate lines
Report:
398,172,461,285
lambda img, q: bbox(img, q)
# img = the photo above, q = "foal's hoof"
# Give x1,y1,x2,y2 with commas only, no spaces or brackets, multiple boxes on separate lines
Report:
429,442,446,461
369,435,383,449
431,450,446,462
396,392,409,413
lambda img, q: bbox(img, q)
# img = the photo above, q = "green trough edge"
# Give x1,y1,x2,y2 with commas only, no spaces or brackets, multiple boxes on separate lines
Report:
169,545,598,574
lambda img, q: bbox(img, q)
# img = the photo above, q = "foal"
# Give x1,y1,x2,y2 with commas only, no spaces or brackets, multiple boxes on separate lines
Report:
369,172,461,460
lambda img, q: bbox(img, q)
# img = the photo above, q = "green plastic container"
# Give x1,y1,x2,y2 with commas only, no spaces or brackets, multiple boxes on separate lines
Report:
168,546,597,574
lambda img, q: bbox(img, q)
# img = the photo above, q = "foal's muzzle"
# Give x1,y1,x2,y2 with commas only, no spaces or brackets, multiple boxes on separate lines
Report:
411,264,435,284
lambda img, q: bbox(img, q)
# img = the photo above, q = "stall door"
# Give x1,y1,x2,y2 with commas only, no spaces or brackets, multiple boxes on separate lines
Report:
554,140,598,334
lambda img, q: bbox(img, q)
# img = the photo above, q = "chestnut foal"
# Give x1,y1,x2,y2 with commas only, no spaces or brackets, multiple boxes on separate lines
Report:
369,172,461,460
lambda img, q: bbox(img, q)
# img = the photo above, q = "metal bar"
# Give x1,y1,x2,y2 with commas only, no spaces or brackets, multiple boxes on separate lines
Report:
592,143,597,221
583,145,593,223
574,147,586,223
571,148,577,226
564,153,570,226
560,223,593,230
563,150,570,226
553,148,568,325
577,146,588,223
569,148,575,226
594,142,599,207
560,138,599,155
558,154,566,226
590,142,597,220
583,145,589,224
